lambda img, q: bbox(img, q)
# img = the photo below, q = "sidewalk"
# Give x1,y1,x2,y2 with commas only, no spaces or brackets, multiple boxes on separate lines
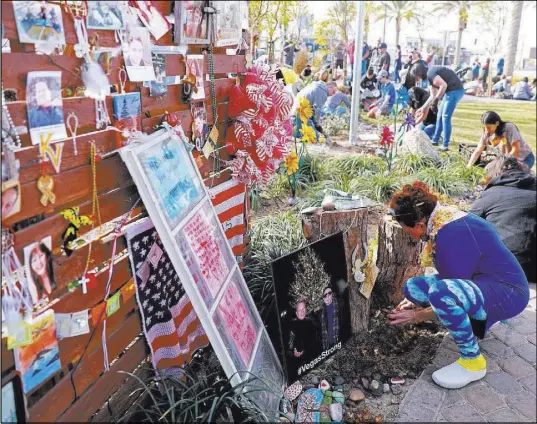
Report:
396,283,536,423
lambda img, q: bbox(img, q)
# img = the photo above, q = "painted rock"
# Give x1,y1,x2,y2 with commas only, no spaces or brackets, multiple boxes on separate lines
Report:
334,375,345,386
391,384,402,395
390,377,405,385
349,389,365,402
319,405,331,423
383,383,390,393
370,380,383,396
329,403,343,422
284,381,303,402
319,379,330,392
332,391,345,403
297,388,323,423
321,391,333,405
361,377,369,389
311,376,321,385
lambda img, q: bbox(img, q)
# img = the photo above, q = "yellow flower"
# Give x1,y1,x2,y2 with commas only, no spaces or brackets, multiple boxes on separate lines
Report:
300,124,317,144
284,152,299,175
318,134,326,144
296,96,313,121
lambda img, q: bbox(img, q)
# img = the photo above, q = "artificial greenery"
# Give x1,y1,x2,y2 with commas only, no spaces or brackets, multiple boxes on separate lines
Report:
289,248,331,308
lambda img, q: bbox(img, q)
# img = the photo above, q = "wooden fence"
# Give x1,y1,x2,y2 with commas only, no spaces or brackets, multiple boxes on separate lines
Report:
1,1,246,421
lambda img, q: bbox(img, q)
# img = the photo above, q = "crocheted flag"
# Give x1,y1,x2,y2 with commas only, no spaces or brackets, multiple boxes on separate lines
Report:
209,179,247,264
126,219,209,371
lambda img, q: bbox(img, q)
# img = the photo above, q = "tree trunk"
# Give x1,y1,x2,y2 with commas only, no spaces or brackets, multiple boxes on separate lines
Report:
395,17,401,49
301,208,383,333
505,0,523,77
373,216,425,306
455,20,463,67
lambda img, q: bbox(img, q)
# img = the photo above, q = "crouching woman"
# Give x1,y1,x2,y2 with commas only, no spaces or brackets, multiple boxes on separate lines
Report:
387,182,529,389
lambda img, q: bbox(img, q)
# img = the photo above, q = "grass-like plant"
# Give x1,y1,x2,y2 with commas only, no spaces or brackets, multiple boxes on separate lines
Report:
393,153,437,174
349,172,404,203
324,155,387,178
415,166,466,197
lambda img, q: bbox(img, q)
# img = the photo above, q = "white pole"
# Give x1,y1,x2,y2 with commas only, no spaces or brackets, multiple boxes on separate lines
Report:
349,0,365,146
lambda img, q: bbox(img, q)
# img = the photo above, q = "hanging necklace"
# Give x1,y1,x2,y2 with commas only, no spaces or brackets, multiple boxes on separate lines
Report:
1,84,21,149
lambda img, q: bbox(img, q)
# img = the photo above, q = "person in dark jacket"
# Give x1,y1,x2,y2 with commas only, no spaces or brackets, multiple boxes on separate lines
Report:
408,86,438,139
469,155,536,282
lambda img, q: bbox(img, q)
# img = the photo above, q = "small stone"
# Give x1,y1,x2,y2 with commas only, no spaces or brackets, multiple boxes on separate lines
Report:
349,389,365,402
370,380,383,396
391,384,402,395
332,391,345,403
334,385,344,392
390,377,405,385
383,383,390,393
373,373,382,382
319,379,330,391
311,376,320,385
334,375,345,385
288,196,299,206
361,378,369,389
391,396,402,405
329,403,343,422
322,202,335,211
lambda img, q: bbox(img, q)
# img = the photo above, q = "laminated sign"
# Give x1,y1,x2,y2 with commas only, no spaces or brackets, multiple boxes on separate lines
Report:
119,127,284,415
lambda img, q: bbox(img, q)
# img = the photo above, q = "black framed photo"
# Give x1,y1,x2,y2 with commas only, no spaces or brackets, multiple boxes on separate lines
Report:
1,372,26,423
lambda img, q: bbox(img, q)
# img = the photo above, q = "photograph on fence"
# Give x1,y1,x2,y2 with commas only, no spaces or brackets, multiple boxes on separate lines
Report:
23,236,56,308
150,53,167,97
26,71,67,145
113,92,142,134
14,310,61,394
214,1,242,47
2,179,21,221
270,232,351,383
131,0,171,40
174,0,211,45
1,373,26,423
87,1,124,30
186,55,206,101
13,1,66,45
122,27,155,82
137,132,204,230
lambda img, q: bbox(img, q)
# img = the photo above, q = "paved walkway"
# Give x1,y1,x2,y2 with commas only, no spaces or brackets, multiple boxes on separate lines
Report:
397,283,536,423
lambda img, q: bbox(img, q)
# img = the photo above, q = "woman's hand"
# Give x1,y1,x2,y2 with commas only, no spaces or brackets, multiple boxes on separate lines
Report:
395,298,416,311
387,309,419,326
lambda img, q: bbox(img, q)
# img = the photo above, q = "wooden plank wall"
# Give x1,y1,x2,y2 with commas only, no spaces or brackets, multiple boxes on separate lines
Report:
1,1,246,421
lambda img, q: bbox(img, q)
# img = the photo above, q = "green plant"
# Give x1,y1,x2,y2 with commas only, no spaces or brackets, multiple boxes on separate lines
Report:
320,113,351,136
117,367,281,423
349,172,404,203
324,155,387,178
289,248,331,307
415,167,466,197
262,171,291,200
393,153,437,174
451,162,487,186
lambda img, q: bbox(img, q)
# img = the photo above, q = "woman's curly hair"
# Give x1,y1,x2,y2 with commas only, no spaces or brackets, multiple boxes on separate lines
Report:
389,181,438,227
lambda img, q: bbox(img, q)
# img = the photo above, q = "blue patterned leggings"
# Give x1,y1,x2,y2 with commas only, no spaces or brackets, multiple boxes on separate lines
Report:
404,275,487,359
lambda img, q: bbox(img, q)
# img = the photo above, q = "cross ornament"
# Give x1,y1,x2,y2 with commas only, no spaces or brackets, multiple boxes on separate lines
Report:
79,274,90,294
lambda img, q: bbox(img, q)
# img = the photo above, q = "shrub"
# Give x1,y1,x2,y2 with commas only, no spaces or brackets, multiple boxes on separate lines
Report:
394,153,437,174
349,172,404,203
324,155,387,178
320,113,350,136
415,167,466,197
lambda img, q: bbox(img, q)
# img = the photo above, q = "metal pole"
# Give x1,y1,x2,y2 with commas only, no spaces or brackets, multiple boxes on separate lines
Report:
349,0,365,147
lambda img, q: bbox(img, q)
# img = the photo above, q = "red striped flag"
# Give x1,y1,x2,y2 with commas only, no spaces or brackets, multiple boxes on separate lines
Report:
209,179,247,264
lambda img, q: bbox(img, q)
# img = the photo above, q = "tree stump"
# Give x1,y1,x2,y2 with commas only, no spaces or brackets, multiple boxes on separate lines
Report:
301,207,383,333
373,216,425,306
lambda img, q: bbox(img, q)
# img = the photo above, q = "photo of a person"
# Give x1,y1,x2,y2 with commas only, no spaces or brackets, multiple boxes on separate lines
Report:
186,55,205,100
215,1,241,47
122,27,156,82
13,1,66,45
150,53,167,97
288,299,318,362
27,78,64,128
320,286,340,351
1,180,21,220
87,1,124,30
23,236,57,306
133,0,171,40
175,1,210,45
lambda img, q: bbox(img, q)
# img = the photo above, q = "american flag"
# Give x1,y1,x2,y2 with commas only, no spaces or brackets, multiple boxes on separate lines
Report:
126,219,209,371
209,179,246,264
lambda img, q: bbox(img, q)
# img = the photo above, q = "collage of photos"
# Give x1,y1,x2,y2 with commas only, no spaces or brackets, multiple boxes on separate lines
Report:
270,233,351,383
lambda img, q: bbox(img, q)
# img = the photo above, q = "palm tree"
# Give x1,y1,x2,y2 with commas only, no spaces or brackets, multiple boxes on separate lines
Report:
377,1,420,48
433,1,473,67
504,1,523,77
364,1,376,44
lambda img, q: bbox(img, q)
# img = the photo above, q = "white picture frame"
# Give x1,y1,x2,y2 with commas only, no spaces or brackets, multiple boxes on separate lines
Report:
213,1,242,47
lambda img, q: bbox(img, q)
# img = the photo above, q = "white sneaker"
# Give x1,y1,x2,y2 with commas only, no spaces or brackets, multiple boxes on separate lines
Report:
432,361,486,389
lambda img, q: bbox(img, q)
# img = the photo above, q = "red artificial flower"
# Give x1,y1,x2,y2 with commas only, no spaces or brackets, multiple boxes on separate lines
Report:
380,126,394,147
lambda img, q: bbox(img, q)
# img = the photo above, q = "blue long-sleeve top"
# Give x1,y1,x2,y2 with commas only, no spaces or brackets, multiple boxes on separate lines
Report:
324,92,351,110
434,213,529,330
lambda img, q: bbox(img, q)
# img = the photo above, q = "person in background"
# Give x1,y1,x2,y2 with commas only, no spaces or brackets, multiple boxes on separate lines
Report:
288,299,318,363
481,58,490,93
369,39,383,74
378,42,391,73
387,181,529,389
472,57,481,81
394,45,402,83
467,111,535,169
409,86,438,139
496,57,504,77
360,68,380,110
319,286,340,351
470,155,536,283
532,78,537,100
492,75,512,99
367,69,395,118
347,39,356,82
336,42,345,70
513,77,533,100
402,49,426,90
465,77,485,97
322,83,351,117
283,39,298,68
361,41,370,79
411,64,465,151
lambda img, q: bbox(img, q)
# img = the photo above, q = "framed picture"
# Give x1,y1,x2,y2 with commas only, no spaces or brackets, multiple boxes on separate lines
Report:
2,179,21,221
270,232,351,383
213,1,242,47
13,1,66,45
23,236,56,308
174,1,211,45
87,1,125,30
119,127,283,407
1,372,26,423
121,27,156,82
26,71,67,145
185,55,205,101
112,92,141,134
150,53,167,97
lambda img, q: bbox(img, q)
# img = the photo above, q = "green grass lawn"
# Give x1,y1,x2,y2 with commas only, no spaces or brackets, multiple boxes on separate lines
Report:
451,101,537,154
